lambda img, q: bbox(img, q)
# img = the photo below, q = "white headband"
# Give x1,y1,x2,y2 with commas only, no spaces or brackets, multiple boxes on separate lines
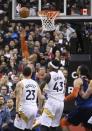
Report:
49,61,59,69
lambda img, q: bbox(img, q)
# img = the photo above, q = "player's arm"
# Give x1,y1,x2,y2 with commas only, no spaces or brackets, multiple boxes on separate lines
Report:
15,81,23,112
80,80,92,99
65,78,83,101
37,86,45,113
40,73,51,92
37,86,45,100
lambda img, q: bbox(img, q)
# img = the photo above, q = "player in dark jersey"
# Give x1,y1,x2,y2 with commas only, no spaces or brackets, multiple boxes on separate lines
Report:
60,65,92,131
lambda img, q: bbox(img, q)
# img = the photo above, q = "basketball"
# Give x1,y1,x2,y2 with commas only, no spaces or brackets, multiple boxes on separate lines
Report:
19,7,30,18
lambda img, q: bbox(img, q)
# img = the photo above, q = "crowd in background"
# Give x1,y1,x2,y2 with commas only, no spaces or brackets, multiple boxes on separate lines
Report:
67,0,90,15
0,0,92,131
15,0,91,17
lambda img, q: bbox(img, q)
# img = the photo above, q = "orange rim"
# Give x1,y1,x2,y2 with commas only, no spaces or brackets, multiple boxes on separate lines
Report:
38,10,60,18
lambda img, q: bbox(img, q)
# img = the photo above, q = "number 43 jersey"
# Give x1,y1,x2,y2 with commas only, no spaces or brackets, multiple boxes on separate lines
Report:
20,79,39,106
47,70,65,101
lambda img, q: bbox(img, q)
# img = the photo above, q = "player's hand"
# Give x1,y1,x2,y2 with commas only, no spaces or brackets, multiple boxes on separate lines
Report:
2,123,8,129
79,88,84,97
38,108,43,114
16,111,23,118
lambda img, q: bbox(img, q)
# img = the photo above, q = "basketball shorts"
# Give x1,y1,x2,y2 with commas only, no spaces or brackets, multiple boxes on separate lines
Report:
40,98,64,127
14,105,38,130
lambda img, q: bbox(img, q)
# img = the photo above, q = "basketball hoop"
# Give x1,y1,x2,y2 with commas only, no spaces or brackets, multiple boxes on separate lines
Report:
38,10,59,31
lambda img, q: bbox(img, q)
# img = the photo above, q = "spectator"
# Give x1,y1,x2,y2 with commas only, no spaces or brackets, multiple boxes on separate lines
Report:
36,66,46,84
54,50,61,62
60,54,69,68
0,85,10,103
0,75,12,93
0,95,11,131
7,98,16,131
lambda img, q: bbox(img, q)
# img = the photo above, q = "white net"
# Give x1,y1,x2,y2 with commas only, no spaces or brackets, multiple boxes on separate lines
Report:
38,11,59,31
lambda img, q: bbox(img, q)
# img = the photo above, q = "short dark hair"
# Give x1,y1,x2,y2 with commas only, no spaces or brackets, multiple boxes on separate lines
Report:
23,66,31,77
79,65,90,78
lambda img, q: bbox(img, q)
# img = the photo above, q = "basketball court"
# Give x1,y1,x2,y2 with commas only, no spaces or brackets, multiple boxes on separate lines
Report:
12,1,92,131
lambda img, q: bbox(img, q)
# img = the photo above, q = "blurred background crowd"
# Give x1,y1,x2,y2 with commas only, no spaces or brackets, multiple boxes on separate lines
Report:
15,0,91,16
0,0,92,131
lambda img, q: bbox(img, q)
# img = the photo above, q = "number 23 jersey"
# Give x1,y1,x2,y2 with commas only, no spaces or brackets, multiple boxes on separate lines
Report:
20,79,39,106
47,70,65,101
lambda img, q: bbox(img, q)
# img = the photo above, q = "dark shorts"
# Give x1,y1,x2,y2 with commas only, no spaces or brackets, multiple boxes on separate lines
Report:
66,107,92,128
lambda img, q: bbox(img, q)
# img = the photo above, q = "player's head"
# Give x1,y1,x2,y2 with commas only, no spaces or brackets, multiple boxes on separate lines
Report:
23,66,31,77
48,59,60,71
77,65,89,78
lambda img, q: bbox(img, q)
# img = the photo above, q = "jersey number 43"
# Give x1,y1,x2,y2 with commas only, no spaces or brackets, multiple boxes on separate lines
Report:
53,82,64,92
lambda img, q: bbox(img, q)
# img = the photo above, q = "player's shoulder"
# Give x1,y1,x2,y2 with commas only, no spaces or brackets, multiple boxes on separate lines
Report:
15,80,23,93
58,69,64,75
75,77,82,81
74,77,83,83
31,78,37,83
16,80,23,86
17,80,24,90
74,77,83,85
58,70,65,78
30,79,39,86
89,80,92,85
89,80,92,83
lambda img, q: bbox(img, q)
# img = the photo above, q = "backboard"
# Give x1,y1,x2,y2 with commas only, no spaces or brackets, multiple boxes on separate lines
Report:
12,0,92,21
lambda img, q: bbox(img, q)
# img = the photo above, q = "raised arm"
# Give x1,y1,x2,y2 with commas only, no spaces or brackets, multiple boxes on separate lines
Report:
37,86,45,113
65,78,83,101
40,73,51,92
